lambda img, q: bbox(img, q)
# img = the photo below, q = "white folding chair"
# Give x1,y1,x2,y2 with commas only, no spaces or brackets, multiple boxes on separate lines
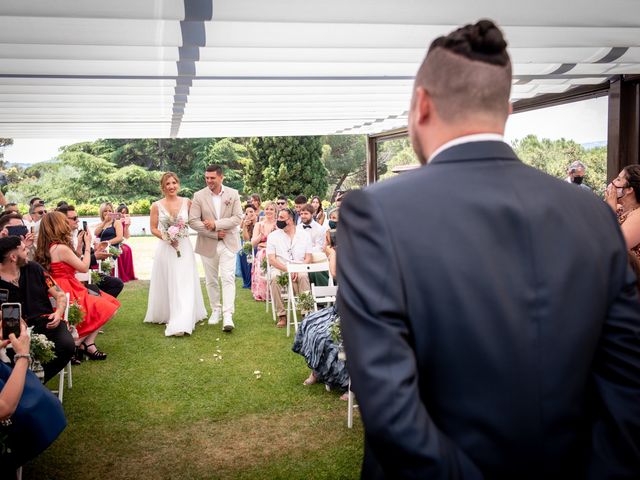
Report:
75,271,91,284
50,293,72,402
347,378,357,428
286,261,333,337
265,261,277,322
311,284,338,311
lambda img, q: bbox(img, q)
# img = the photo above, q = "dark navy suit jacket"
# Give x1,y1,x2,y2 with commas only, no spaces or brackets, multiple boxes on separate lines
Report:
338,141,640,479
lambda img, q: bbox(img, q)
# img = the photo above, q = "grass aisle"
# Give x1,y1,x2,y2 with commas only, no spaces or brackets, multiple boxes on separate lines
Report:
26,279,363,479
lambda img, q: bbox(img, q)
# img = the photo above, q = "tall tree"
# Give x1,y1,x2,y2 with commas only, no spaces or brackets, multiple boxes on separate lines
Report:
322,135,366,201
250,136,327,200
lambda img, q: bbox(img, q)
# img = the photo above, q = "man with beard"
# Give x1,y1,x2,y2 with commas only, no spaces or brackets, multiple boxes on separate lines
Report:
338,19,640,479
0,236,74,382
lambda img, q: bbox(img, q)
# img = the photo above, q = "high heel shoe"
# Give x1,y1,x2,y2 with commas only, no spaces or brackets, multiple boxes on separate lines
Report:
71,346,83,365
80,342,107,361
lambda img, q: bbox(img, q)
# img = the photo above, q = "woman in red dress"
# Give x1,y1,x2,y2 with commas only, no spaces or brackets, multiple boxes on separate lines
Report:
35,212,120,360
116,204,137,282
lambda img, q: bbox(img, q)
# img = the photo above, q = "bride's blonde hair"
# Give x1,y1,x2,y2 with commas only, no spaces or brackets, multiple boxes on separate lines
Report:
160,172,180,192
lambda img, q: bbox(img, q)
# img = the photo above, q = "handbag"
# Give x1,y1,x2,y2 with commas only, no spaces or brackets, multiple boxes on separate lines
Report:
0,362,67,470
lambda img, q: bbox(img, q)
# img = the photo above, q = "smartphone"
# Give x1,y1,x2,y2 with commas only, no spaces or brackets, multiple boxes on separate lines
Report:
82,221,88,232
0,289,9,304
1,303,21,339
30,226,35,234
6,225,29,238
109,213,122,221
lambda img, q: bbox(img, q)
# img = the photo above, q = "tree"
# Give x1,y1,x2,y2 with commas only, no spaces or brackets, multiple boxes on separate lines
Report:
249,136,328,200
0,138,13,169
188,138,250,195
321,135,366,201
512,135,606,196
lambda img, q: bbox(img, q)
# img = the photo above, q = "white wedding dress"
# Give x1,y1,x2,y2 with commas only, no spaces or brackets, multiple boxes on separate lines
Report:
144,198,207,336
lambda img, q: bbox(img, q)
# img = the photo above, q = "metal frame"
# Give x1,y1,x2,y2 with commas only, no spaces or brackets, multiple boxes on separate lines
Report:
364,75,640,183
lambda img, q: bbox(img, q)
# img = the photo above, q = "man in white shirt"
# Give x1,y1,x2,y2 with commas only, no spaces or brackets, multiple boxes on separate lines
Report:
266,208,311,327
296,204,327,254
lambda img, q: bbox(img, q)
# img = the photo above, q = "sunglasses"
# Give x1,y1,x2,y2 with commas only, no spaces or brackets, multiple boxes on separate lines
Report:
277,202,286,205
68,216,78,221
34,210,46,215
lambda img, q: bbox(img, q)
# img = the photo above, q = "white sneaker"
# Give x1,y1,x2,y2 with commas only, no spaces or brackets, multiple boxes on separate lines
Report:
208,308,221,325
222,314,235,332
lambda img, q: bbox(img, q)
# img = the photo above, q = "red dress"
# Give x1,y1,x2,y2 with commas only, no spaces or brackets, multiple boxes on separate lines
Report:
117,243,137,282
49,262,120,337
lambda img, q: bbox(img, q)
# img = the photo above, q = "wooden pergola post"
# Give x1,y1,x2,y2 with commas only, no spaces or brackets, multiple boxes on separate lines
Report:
607,74,640,181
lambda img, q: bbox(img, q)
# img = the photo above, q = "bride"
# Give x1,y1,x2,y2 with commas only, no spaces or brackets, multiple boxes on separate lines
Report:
144,172,207,336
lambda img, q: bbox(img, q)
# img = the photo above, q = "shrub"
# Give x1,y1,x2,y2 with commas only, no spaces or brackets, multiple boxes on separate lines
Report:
129,198,152,215
76,203,100,216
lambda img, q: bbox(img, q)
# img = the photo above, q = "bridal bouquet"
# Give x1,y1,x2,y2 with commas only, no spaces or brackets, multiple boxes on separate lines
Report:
242,242,254,263
162,217,188,257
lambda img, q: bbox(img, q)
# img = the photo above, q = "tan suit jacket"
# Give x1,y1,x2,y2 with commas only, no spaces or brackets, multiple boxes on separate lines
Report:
188,185,242,257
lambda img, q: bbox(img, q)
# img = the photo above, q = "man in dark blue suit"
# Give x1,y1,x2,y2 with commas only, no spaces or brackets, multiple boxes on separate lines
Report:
338,19,640,479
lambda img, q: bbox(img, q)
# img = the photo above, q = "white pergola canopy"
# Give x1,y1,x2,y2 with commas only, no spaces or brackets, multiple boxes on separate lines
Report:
0,0,639,138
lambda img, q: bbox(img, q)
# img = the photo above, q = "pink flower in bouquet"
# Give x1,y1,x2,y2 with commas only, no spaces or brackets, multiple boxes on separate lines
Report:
163,218,188,257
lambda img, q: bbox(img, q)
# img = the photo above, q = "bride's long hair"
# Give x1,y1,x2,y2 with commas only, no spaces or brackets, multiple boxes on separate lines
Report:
35,211,74,271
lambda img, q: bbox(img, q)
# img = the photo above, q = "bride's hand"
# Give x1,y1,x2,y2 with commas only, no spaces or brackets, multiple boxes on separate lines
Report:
170,240,179,248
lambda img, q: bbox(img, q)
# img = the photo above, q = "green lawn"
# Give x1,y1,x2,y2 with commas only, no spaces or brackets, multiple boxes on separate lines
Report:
24,276,363,479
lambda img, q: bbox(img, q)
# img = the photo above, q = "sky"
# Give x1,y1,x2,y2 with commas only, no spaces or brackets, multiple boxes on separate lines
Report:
2,96,609,166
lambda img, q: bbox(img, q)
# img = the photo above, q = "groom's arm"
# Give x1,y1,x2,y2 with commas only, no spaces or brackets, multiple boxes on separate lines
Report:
188,193,218,238
214,192,242,231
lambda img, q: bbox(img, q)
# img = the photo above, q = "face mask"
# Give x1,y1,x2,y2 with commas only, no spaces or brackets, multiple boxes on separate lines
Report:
276,220,287,229
617,187,626,199
572,176,584,185
328,220,337,229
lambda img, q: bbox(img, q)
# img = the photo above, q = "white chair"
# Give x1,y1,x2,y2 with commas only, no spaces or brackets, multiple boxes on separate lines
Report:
311,284,338,311
75,271,91,284
265,261,277,322
50,293,72,402
286,261,333,337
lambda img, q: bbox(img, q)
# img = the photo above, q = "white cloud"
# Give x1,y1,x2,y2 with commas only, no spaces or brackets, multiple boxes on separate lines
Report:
3,138,95,165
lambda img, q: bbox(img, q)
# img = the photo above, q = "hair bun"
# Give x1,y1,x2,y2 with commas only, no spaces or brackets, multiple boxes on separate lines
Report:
431,19,509,66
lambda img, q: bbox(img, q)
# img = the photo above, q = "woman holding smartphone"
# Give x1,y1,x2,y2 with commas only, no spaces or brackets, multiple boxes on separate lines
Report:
35,212,120,360
115,204,137,282
94,202,124,248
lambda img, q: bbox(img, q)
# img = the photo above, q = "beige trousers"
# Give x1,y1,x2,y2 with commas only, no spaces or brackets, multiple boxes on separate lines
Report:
270,269,310,318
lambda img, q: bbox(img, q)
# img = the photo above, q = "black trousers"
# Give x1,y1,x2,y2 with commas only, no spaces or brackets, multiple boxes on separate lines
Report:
30,317,75,384
86,275,124,298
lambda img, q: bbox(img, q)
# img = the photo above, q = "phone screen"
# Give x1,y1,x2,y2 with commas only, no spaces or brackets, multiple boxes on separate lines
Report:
0,289,9,304
82,221,88,232
6,225,29,238
1,303,21,339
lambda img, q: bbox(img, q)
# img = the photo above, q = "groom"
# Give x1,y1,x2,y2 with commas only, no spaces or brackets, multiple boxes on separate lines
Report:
189,164,242,332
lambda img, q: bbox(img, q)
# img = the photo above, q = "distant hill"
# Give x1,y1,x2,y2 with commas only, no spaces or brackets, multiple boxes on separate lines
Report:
582,141,606,149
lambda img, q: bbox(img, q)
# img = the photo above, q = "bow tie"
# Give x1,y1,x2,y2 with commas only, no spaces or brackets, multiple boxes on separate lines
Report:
303,225,312,229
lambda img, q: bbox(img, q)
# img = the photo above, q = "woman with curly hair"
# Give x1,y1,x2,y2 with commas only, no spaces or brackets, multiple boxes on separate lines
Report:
35,211,120,360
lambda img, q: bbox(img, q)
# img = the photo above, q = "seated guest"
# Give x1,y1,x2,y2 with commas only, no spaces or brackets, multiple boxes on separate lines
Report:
325,208,339,251
605,165,640,255
24,197,46,224
3,203,19,215
293,195,307,224
115,204,136,282
0,236,74,381
298,203,329,286
94,202,124,248
251,201,277,301
276,195,289,212
0,320,66,472
292,222,347,396
58,205,124,298
250,193,264,218
0,212,35,260
266,208,312,327
35,212,120,361
239,204,257,289
311,196,326,225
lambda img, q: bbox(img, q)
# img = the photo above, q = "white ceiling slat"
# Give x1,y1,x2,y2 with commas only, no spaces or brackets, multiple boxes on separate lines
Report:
0,1,638,138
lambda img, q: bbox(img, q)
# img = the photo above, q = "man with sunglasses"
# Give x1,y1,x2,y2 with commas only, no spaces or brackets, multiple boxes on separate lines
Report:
276,196,289,212
0,212,35,259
